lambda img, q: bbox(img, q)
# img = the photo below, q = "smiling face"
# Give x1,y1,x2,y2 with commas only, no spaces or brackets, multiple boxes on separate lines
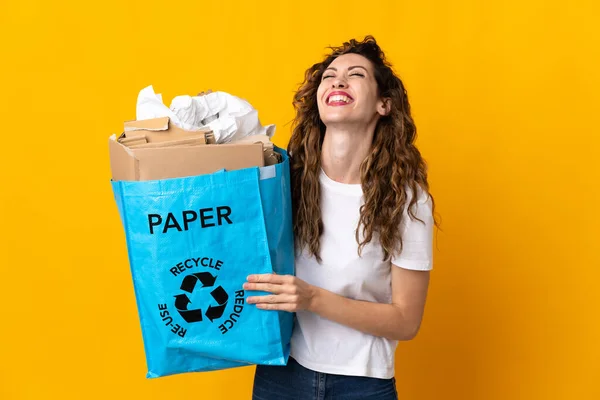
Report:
317,53,389,128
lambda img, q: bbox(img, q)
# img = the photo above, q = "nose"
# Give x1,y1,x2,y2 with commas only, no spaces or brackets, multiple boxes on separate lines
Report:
331,76,348,88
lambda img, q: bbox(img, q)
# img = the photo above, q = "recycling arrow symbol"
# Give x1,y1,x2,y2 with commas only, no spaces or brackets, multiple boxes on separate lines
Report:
206,286,228,322
174,272,229,323
174,294,203,323
181,272,216,292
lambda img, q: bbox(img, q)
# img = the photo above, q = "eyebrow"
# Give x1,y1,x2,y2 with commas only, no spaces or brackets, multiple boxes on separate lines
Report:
325,65,369,72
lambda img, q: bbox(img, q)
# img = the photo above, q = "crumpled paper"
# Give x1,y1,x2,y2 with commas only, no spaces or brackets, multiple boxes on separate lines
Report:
135,85,275,144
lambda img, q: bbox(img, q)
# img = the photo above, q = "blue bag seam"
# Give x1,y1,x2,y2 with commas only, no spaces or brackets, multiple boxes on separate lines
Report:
277,147,295,363
115,180,156,378
258,148,290,364
252,166,287,364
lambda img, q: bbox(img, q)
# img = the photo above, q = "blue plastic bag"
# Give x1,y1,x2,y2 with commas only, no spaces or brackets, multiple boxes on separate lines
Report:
111,147,294,378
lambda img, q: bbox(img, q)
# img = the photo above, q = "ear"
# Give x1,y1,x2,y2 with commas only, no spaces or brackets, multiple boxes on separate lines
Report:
377,97,392,116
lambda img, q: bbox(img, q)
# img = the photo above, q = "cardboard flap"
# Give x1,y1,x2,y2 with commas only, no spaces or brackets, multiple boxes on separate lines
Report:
128,135,207,149
119,136,148,147
124,117,170,132
120,117,213,144
108,135,139,181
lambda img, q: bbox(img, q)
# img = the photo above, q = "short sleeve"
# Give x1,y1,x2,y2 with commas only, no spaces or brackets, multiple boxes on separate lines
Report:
391,188,434,271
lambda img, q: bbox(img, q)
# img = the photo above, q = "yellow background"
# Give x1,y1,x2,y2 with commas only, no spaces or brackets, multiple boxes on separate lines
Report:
0,0,598,399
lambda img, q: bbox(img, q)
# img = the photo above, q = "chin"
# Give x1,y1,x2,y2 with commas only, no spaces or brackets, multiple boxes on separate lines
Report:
321,115,362,126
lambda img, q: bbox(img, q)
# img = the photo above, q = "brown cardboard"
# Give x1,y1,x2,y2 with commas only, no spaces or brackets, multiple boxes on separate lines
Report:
109,136,265,181
127,135,207,149
109,116,270,181
234,134,280,166
109,137,138,181
119,136,148,146
124,117,170,131
122,117,212,144
264,149,282,166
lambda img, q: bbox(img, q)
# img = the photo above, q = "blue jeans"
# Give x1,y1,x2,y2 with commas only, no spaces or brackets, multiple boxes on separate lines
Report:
252,357,398,400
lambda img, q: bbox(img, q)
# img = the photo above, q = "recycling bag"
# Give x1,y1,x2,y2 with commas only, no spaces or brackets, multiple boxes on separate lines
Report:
111,147,295,378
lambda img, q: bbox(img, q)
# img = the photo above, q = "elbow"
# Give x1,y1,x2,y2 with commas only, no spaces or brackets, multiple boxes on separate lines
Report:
394,329,418,341
392,322,422,341
388,305,425,341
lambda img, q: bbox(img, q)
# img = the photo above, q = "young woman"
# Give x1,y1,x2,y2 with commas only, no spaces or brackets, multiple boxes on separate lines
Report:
244,36,438,400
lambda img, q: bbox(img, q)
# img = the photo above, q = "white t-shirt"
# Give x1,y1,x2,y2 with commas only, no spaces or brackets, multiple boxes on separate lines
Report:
289,168,434,379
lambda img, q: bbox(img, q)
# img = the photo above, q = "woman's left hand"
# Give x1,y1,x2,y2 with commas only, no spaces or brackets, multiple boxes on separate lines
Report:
243,274,317,312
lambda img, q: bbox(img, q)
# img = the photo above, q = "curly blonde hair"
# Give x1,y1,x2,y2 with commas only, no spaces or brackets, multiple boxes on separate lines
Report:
288,35,438,262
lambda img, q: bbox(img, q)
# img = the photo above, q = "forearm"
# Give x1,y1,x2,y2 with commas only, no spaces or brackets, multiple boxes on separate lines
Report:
309,286,420,341
244,272,427,340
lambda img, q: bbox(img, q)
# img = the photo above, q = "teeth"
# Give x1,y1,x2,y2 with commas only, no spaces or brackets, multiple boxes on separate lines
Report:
328,95,351,104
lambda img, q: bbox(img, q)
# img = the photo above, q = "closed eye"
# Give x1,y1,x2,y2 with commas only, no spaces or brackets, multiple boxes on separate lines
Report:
323,73,363,80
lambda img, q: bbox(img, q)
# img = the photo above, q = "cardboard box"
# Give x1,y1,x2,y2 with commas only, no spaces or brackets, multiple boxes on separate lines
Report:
109,117,265,181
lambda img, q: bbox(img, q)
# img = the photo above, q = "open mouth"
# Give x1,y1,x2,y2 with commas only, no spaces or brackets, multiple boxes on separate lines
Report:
326,92,354,106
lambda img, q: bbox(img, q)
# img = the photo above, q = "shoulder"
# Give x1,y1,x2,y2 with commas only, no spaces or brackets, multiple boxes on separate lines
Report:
391,185,435,270
402,185,433,220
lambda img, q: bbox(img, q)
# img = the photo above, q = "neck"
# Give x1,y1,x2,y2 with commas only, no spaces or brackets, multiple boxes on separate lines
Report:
321,124,375,184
